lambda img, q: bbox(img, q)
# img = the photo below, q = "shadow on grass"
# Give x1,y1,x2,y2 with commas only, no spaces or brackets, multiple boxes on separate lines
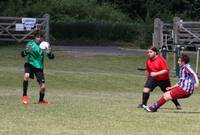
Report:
158,108,200,114
159,107,175,110
173,111,200,114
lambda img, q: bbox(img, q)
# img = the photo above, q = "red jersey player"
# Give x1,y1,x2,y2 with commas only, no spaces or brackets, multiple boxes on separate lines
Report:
137,46,181,109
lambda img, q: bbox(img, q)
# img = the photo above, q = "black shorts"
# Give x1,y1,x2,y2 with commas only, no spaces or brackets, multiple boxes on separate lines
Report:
144,76,171,92
24,63,45,84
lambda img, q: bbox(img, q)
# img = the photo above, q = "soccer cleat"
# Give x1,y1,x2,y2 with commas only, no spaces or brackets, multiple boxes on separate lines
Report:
143,104,158,112
176,105,182,110
142,104,148,109
22,96,29,104
137,104,149,110
38,100,49,104
145,106,157,112
143,106,151,112
137,104,147,108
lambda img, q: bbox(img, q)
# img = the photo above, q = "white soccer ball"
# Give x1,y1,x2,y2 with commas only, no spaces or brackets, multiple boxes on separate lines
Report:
40,41,50,51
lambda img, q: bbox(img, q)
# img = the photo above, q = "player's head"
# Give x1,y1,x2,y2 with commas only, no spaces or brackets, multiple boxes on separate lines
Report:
147,46,158,59
178,53,190,67
34,32,43,44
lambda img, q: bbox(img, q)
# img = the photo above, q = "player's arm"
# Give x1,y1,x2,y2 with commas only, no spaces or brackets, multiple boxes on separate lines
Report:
21,47,30,57
21,49,29,57
194,75,199,89
150,70,168,77
151,57,169,77
145,61,150,79
21,42,32,57
145,71,150,80
188,67,199,89
166,85,176,91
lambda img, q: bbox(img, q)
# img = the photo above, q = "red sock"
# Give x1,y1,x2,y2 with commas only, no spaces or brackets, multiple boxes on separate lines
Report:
156,96,167,107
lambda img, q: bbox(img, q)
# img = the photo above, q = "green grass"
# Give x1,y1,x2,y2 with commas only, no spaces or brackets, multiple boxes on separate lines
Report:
0,45,200,135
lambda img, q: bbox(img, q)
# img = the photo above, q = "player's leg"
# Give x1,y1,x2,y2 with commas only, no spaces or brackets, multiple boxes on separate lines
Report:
145,91,171,112
142,87,151,105
146,87,190,112
159,79,181,109
34,69,48,104
22,63,31,104
137,76,157,108
23,73,29,96
39,82,48,103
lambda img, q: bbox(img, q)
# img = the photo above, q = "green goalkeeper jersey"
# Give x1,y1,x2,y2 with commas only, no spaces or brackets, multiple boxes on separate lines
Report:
21,40,46,69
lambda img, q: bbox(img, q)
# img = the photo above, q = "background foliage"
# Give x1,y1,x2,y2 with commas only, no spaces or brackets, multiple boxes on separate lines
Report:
0,0,199,47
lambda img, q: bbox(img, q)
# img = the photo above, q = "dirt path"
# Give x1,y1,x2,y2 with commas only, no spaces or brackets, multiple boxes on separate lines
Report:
53,46,146,56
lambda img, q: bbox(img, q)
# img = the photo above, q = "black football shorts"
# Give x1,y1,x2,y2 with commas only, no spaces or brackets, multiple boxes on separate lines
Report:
24,63,45,84
144,76,171,92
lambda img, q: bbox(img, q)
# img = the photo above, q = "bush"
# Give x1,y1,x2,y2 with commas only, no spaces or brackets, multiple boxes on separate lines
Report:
51,21,140,42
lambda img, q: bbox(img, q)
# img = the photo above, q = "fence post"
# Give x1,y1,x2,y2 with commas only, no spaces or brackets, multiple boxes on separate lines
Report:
173,17,181,71
196,47,200,74
153,18,163,48
173,17,181,46
175,45,180,77
44,14,50,42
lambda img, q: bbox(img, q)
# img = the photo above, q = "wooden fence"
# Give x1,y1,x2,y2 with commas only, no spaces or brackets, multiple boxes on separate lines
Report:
153,17,200,49
0,14,49,43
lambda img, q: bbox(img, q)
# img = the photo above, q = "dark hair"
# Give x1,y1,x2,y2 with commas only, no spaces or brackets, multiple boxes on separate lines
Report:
180,53,190,64
149,46,158,54
34,31,43,38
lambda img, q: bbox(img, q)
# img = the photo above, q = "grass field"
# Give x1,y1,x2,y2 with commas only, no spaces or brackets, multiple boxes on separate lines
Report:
0,45,200,135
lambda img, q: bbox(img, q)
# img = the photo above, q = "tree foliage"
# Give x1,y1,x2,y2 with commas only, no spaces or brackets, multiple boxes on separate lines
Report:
101,0,200,21
1,0,200,21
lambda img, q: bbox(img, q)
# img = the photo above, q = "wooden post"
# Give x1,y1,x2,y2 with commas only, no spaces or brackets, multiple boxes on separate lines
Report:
153,18,163,48
152,33,155,47
173,17,181,47
173,17,181,71
196,47,200,74
44,14,50,43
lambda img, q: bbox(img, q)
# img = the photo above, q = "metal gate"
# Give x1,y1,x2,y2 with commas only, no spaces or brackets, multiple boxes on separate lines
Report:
0,14,49,43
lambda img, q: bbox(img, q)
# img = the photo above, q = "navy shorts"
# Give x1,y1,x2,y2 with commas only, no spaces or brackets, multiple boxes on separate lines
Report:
24,63,45,84
144,76,171,92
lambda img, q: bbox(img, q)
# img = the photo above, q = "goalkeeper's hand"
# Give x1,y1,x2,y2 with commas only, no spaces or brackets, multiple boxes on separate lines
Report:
47,48,55,59
25,45,33,53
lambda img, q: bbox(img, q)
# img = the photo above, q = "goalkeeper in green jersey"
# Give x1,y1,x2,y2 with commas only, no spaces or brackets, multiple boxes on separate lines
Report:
21,33,54,104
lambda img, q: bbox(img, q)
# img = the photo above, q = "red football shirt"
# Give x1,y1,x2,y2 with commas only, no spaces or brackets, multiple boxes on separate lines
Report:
146,55,169,80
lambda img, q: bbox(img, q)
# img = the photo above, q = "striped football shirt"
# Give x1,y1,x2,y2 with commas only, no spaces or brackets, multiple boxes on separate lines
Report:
176,64,197,94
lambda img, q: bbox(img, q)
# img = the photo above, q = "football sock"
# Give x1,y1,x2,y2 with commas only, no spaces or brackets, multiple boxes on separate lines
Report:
171,99,180,106
142,92,150,105
156,96,166,107
23,80,28,96
150,96,167,111
39,92,45,101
